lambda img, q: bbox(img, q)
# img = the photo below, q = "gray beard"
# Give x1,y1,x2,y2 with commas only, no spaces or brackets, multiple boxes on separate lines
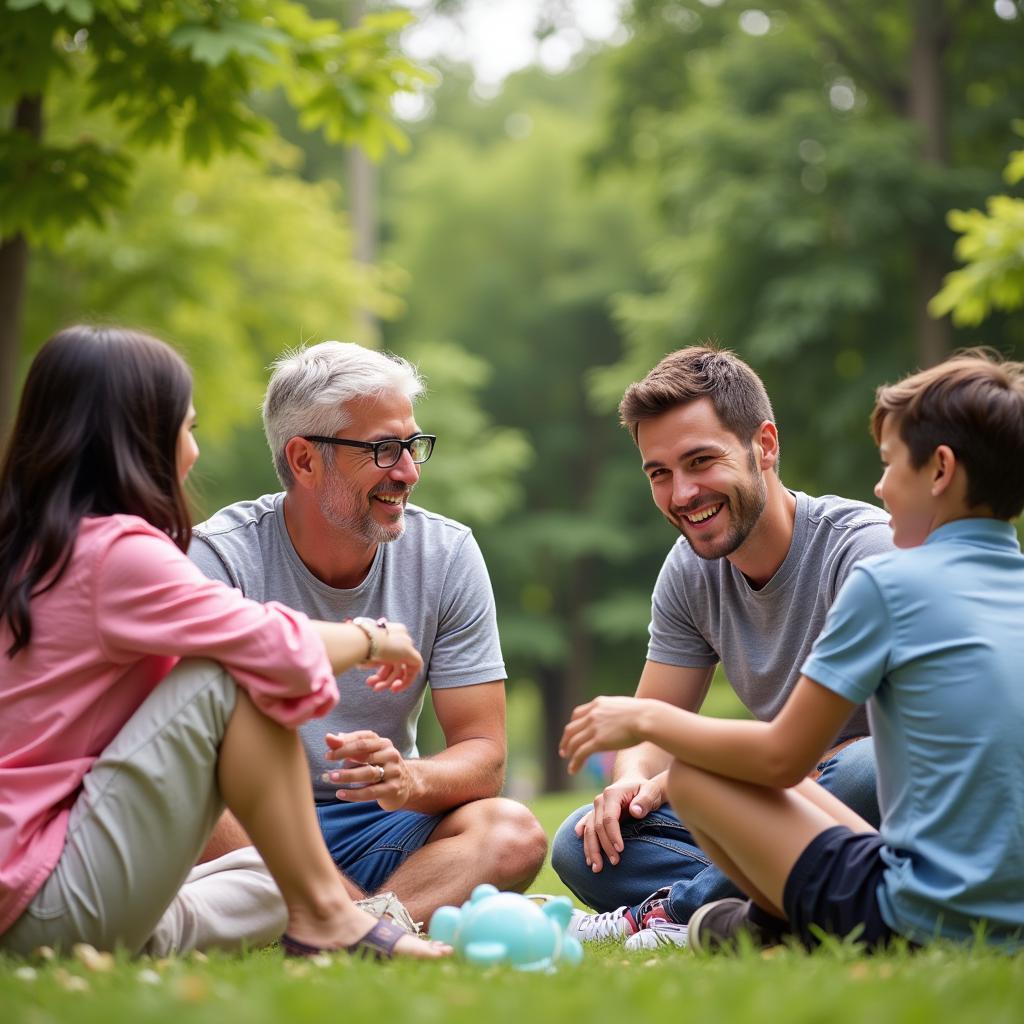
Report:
318,471,408,546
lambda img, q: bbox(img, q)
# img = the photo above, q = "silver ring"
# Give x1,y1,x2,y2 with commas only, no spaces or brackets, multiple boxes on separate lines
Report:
374,764,385,782
376,617,389,631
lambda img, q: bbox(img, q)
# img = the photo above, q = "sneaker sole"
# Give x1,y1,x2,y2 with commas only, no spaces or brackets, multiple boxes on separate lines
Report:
624,925,689,951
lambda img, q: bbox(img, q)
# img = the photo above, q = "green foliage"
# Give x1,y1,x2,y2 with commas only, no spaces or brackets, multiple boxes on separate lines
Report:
23,125,399,443
587,1,1023,504
931,124,1024,326
0,0,432,243
406,340,533,527
20,86,531,530
381,64,667,700
0,132,132,245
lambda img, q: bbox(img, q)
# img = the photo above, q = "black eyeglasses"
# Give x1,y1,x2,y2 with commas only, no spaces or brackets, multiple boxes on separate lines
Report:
302,433,436,469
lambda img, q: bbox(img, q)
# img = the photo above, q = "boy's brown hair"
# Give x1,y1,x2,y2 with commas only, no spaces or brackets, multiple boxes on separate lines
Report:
871,349,1024,520
619,346,775,456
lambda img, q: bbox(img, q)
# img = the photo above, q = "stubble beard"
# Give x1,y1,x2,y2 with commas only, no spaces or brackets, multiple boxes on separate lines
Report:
669,455,768,562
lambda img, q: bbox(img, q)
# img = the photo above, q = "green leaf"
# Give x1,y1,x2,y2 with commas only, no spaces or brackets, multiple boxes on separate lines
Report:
169,21,288,67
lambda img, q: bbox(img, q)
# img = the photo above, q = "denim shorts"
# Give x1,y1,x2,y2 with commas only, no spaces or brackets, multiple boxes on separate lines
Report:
316,801,443,894
783,825,900,951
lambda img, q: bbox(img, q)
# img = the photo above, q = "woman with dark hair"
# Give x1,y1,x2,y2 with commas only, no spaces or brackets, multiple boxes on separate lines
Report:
0,325,448,961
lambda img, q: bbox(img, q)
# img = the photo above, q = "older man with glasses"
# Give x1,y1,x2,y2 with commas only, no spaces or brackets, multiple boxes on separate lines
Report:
184,341,546,945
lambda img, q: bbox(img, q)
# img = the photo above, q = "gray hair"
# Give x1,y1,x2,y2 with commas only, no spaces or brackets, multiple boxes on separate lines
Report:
263,340,425,488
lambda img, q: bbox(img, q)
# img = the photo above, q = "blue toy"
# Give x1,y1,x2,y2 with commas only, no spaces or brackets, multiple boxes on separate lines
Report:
428,884,584,971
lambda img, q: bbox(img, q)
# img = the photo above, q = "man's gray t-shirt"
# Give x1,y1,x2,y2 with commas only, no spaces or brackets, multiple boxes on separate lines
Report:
190,493,506,800
648,490,893,742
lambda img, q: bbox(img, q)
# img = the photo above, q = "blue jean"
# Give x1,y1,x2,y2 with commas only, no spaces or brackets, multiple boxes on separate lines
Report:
550,736,879,922
316,800,443,894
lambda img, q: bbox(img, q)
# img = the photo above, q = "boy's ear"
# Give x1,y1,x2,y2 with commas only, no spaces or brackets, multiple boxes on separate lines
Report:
930,444,958,497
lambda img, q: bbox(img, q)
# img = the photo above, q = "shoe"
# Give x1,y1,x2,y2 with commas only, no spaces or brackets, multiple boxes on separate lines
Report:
687,898,781,953
567,905,636,942
623,889,689,950
624,919,689,950
282,918,409,960
567,886,672,944
356,890,421,935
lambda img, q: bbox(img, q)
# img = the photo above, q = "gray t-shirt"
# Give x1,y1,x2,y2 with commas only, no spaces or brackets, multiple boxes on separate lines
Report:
648,490,893,742
190,493,506,799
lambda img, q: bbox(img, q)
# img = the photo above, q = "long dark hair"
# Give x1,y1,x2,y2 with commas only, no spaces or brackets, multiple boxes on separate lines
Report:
0,325,193,657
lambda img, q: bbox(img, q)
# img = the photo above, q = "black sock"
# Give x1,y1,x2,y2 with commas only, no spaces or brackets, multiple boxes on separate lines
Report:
747,902,790,938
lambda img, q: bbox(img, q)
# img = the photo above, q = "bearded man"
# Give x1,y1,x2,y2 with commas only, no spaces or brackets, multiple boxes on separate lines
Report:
553,346,892,950
189,341,546,930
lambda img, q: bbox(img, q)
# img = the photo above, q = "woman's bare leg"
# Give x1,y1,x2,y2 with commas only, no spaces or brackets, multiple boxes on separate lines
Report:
218,691,446,958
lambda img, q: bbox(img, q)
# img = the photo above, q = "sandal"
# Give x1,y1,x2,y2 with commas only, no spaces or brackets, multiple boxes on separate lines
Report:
281,917,407,961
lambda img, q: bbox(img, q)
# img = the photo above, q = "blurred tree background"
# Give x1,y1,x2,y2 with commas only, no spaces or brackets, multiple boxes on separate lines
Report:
3,0,1022,792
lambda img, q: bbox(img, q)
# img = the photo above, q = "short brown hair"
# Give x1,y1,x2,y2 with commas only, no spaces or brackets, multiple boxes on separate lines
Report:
619,345,775,447
871,349,1024,520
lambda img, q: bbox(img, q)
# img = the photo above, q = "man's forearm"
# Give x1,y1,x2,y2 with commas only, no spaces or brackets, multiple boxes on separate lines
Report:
402,737,506,815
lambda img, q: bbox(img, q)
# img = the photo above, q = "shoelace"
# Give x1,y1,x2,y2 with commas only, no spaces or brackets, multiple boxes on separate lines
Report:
571,906,636,940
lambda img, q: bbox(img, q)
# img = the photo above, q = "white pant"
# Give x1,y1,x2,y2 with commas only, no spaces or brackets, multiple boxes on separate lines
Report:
0,660,286,956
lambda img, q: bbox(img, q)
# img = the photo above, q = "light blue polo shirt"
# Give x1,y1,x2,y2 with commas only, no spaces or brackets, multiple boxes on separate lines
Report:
802,518,1024,947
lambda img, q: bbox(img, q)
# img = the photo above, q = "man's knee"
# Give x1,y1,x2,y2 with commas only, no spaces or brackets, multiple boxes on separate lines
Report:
448,797,547,884
491,798,548,880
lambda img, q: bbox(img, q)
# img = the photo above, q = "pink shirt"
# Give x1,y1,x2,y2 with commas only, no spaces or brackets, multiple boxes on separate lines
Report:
0,515,339,933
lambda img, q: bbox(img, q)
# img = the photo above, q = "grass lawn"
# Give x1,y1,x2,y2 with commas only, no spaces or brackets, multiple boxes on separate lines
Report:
3,791,1022,1024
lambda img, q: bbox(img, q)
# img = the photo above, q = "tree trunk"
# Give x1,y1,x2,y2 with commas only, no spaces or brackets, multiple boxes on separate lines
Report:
907,0,952,367
0,94,43,438
539,558,594,792
343,0,378,340
539,663,573,793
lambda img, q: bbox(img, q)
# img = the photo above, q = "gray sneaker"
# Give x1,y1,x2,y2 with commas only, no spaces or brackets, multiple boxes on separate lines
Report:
687,897,779,953
624,919,689,951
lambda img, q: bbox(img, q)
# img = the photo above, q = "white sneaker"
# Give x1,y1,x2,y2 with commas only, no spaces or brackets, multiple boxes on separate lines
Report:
624,920,689,950
567,905,636,943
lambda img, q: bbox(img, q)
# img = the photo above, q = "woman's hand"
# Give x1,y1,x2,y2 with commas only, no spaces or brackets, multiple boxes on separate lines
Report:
559,696,657,775
360,620,423,693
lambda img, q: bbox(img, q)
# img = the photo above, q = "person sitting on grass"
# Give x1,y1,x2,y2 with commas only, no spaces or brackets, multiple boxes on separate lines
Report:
561,350,1024,951
0,325,449,962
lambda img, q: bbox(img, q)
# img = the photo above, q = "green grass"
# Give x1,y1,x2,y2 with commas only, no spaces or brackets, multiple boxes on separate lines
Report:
3,792,1022,1024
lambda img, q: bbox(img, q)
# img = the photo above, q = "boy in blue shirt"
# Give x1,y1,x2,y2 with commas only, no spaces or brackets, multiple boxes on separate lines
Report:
561,351,1024,950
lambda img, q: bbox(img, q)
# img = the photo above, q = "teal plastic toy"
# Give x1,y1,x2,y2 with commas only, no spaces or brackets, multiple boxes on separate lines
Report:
428,884,584,971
